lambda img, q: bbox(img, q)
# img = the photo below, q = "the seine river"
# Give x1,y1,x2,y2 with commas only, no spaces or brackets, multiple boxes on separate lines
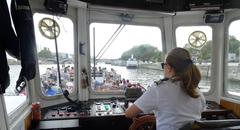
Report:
5,64,240,95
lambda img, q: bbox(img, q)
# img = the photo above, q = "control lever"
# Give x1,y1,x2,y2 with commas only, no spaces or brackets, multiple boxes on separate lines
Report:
57,109,60,115
112,103,117,108
124,101,129,108
110,97,117,101
67,106,76,112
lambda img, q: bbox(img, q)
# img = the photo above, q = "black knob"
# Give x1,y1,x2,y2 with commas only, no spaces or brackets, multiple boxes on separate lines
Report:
67,106,76,112
112,103,116,108
124,101,128,108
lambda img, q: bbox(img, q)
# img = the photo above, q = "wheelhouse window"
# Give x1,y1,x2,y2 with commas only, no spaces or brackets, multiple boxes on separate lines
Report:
225,20,240,97
33,13,74,96
176,26,212,92
90,23,163,94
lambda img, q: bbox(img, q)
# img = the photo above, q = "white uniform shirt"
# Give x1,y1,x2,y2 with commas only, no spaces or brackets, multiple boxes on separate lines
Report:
134,80,206,130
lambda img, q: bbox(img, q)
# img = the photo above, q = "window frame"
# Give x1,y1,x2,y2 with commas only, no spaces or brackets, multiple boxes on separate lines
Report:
3,86,30,125
7,95,30,125
224,18,240,100
88,22,164,97
174,25,214,95
33,12,77,100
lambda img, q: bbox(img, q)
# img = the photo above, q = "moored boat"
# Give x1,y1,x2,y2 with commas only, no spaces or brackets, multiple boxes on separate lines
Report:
126,54,138,69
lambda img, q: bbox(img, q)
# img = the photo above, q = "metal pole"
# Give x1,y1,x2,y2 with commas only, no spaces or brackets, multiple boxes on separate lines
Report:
53,17,62,87
93,27,96,79
0,95,9,130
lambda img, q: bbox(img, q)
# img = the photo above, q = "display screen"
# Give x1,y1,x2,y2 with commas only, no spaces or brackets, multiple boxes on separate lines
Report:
205,14,224,23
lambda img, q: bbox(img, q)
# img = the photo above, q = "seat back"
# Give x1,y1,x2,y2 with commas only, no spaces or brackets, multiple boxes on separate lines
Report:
125,88,143,102
129,115,156,130
179,119,240,130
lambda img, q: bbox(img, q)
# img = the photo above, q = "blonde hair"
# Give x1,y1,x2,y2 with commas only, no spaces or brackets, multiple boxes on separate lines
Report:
166,47,201,98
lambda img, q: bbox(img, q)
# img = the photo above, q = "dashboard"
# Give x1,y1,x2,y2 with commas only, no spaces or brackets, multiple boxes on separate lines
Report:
42,99,126,119
36,99,131,130
35,99,238,130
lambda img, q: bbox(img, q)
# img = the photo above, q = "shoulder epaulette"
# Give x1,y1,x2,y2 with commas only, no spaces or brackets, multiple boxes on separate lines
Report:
154,80,161,85
154,78,169,85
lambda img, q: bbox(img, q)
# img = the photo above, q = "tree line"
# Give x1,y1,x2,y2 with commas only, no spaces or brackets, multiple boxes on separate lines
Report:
39,35,240,63
120,44,163,62
184,35,240,63
119,35,240,63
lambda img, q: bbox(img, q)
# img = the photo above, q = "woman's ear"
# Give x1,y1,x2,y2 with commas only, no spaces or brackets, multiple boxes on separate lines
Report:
165,64,171,72
167,65,176,77
166,64,174,74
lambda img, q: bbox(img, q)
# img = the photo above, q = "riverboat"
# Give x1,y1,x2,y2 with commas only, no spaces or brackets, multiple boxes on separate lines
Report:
126,54,138,69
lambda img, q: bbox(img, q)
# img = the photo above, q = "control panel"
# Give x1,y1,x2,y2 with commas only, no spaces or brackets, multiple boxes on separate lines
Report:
42,100,236,120
37,100,239,130
44,106,79,119
38,99,132,130
43,101,91,119
93,101,125,116
42,99,125,120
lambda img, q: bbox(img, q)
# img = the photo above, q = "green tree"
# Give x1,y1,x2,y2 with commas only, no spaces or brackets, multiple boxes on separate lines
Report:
229,36,240,56
199,41,212,61
183,44,199,55
183,41,211,63
38,47,52,59
121,44,162,62
183,35,240,63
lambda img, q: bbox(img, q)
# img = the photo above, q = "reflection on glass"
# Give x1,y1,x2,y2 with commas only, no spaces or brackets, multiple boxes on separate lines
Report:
226,20,240,97
90,23,163,93
34,13,74,96
176,26,213,92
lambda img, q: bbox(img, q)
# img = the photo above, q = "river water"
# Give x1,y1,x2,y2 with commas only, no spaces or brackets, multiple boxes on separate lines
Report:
5,64,240,96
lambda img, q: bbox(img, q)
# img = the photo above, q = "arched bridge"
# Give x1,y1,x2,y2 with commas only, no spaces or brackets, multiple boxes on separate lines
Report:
41,58,73,64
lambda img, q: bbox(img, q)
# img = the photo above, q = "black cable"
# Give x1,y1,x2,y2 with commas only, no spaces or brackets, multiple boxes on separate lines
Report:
62,89,79,106
53,16,62,88
52,16,79,106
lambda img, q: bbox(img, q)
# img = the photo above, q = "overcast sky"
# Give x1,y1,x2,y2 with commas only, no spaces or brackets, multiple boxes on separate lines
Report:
32,13,215,60
89,24,213,59
5,0,240,60
176,26,212,47
229,20,240,41
31,13,240,60
33,13,74,54
89,23,162,59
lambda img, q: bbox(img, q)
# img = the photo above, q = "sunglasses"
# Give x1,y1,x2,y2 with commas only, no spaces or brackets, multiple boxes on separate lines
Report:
161,62,167,69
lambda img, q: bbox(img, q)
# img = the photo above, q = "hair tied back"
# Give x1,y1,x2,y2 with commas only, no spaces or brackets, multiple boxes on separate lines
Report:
184,59,193,65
